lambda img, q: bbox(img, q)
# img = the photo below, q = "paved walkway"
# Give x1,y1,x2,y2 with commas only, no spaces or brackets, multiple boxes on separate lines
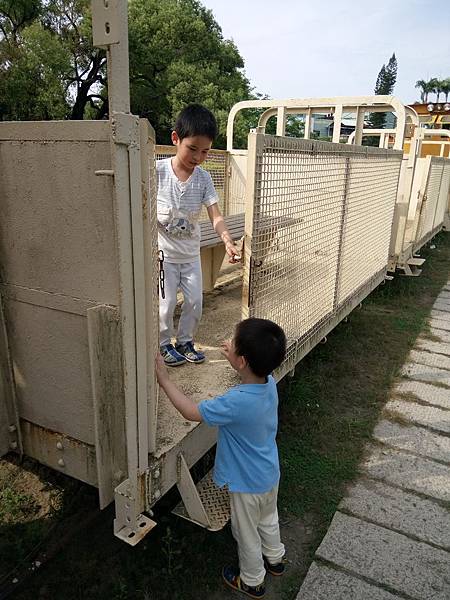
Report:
296,282,450,600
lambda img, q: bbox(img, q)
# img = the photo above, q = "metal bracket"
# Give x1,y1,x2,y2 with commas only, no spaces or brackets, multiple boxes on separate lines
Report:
176,453,211,528
92,0,121,47
113,478,156,546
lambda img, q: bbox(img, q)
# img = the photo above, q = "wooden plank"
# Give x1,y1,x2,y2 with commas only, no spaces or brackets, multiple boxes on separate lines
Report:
87,305,127,508
0,293,21,456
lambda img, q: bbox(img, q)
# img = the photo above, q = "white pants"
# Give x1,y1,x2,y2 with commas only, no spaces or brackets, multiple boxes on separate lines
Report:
159,259,203,347
230,485,285,587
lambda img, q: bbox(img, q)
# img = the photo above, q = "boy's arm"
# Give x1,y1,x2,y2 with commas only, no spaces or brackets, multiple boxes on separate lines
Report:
206,203,240,263
155,356,202,422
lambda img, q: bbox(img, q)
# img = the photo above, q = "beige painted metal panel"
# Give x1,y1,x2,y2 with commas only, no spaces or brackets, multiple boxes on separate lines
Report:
0,126,119,304
4,298,95,445
21,420,98,487
0,120,109,141
0,293,21,455
88,305,127,508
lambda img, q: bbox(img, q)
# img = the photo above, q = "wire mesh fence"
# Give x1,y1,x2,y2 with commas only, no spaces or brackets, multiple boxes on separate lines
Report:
415,157,450,249
243,133,402,377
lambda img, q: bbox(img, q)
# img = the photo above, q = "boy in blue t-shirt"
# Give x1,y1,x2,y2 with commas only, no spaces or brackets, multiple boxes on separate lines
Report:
156,318,287,599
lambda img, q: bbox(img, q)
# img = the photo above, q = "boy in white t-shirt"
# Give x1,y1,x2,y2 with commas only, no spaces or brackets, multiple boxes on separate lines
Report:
157,104,240,366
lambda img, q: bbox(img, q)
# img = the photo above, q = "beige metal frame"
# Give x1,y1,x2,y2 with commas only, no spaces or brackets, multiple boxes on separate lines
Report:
227,96,416,151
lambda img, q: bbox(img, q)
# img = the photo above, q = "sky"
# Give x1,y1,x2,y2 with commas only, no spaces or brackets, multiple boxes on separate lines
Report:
202,0,450,105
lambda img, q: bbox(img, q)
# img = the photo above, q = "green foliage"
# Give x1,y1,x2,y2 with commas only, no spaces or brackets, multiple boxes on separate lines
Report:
368,53,397,130
0,0,256,147
0,0,107,121
415,77,450,103
128,0,252,146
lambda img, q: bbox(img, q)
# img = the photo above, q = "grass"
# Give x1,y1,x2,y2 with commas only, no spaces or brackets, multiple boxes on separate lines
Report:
1,233,449,600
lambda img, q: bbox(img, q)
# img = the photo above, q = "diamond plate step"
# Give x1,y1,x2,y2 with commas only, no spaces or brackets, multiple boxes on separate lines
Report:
172,468,230,531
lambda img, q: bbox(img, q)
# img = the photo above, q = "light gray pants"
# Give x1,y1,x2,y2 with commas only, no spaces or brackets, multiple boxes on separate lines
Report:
159,259,203,347
230,485,285,587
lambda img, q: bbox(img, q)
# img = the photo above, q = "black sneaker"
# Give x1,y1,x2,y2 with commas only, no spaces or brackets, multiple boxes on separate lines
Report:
222,566,265,598
175,341,205,364
263,555,286,576
160,344,187,367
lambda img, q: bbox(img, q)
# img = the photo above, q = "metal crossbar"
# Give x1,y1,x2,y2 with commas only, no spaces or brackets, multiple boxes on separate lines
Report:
243,133,402,377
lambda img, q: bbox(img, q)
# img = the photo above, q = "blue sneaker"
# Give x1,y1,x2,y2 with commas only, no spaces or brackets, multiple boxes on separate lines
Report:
175,341,205,364
160,344,187,366
222,565,265,598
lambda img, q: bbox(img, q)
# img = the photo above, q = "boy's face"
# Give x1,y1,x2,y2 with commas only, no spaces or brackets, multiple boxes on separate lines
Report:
222,337,246,372
171,132,212,170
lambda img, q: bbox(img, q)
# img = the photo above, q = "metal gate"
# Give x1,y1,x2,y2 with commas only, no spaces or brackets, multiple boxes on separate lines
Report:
243,132,403,379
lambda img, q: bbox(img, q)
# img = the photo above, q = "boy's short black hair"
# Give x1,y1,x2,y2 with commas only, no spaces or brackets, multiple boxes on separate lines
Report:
234,318,286,378
174,104,218,141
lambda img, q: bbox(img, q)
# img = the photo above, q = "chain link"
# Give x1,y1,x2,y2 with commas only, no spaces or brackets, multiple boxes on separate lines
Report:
158,250,165,299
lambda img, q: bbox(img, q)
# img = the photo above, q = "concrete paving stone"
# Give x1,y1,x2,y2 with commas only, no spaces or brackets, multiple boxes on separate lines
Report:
340,478,450,549
385,397,450,434
363,444,450,502
402,362,450,386
416,337,450,357
430,317,450,332
429,327,450,344
409,349,450,371
374,418,450,462
296,562,400,600
431,309,450,322
438,291,450,300
316,512,450,600
433,300,450,312
394,379,450,409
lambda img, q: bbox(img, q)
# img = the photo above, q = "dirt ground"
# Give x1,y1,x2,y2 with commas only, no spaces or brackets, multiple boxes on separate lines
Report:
155,273,243,455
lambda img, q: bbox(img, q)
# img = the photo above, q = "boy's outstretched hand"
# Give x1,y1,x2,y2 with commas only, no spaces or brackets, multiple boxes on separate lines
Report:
220,339,232,359
155,354,169,385
225,242,241,264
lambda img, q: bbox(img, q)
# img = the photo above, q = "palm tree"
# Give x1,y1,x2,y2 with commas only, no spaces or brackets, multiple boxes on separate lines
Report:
429,77,441,102
415,79,427,102
441,78,450,102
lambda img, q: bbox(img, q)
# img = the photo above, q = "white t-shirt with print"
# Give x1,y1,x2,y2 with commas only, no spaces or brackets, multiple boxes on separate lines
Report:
156,158,218,263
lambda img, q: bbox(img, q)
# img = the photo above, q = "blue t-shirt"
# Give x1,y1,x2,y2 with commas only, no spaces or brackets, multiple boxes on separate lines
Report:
198,375,280,493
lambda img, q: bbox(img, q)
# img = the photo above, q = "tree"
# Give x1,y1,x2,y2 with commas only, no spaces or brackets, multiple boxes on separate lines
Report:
441,78,450,103
368,53,397,130
0,0,255,148
415,79,430,103
429,77,442,103
127,0,252,146
0,1,107,121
